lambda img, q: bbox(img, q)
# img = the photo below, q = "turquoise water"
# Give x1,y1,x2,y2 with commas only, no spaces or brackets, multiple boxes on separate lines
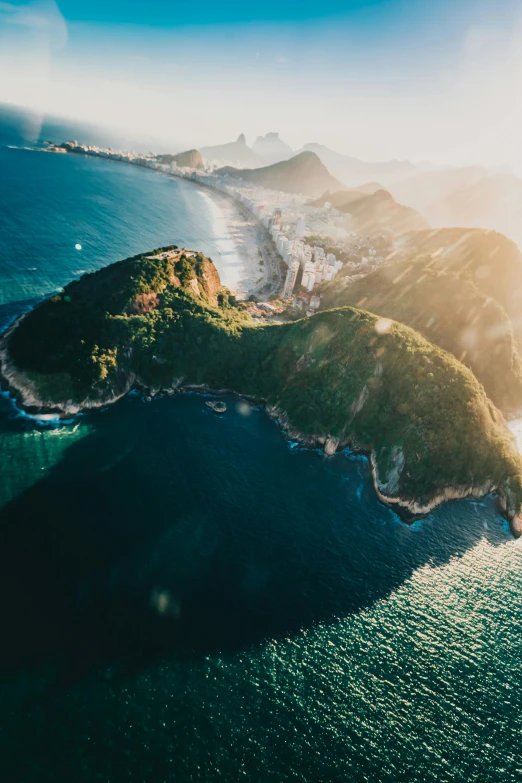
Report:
0,109,521,782
0,112,242,334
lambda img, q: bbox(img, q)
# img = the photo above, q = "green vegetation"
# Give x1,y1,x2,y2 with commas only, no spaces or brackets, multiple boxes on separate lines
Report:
321,257,522,414
5,247,522,519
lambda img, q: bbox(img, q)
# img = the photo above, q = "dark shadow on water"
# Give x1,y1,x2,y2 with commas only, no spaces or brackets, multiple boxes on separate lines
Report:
0,297,43,332
0,393,511,686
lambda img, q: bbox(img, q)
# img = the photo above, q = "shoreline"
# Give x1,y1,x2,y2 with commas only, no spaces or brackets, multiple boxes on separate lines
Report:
21,143,280,301
1,338,520,538
2,145,521,537
197,189,266,298
172,173,282,299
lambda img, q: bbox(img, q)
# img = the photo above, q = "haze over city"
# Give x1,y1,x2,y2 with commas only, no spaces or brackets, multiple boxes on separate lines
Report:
2,0,522,170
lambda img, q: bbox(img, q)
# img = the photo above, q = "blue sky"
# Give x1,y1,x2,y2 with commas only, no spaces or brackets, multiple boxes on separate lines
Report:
57,1,452,27
1,0,522,166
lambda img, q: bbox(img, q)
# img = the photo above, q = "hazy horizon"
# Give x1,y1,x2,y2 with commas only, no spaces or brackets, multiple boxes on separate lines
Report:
2,1,522,171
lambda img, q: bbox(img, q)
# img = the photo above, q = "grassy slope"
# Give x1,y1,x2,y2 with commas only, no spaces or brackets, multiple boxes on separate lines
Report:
6,248,522,515
321,259,522,414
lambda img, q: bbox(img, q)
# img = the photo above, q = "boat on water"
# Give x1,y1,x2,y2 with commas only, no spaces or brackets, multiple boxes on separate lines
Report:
205,400,227,413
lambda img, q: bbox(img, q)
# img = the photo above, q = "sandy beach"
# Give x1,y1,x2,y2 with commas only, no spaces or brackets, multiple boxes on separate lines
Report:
198,188,278,299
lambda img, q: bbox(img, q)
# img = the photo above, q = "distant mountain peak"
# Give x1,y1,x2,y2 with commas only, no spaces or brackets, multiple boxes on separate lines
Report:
199,134,263,167
216,150,345,197
256,131,281,141
300,143,419,187
252,132,294,164
311,184,428,234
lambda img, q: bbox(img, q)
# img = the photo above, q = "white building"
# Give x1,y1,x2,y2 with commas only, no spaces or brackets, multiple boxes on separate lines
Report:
283,258,300,299
322,265,335,283
301,270,315,291
284,240,301,263
296,216,306,239
326,253,337,266
277,235,289,254
313,246,325,262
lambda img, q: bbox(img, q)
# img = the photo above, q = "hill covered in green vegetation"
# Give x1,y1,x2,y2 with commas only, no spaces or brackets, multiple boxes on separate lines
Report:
321,257,522,414
216,151,345,197
2,247,522,533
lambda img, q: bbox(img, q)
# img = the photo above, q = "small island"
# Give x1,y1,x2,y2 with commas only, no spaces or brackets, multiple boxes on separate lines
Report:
206,400,227,413
1,246,522,535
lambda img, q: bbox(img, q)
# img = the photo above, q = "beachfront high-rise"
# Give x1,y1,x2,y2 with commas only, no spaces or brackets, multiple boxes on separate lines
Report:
282,257,300,299
296,216,306,239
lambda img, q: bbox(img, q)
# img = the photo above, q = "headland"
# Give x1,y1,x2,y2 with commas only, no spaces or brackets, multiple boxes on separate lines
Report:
1,245,521,536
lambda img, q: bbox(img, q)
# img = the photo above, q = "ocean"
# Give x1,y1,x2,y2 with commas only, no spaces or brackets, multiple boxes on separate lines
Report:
0,106,521,783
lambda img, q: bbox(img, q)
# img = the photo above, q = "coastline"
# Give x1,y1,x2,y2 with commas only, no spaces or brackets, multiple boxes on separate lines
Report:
2,145,521,537
27,143,279,301
1,339,520,538
179,177,282,299
198,189,265,298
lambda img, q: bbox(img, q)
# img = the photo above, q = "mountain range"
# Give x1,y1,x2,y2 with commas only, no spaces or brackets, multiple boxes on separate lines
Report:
252,132,294,164
198,134,421,186
390,166,487,211
216,151,345,197
312,188,429,235
299,143,419,188
195,132,522,249
422,173,522,248
199,134,263,167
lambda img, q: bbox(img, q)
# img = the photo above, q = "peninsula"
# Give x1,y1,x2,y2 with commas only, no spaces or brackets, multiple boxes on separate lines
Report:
1,247,522,535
